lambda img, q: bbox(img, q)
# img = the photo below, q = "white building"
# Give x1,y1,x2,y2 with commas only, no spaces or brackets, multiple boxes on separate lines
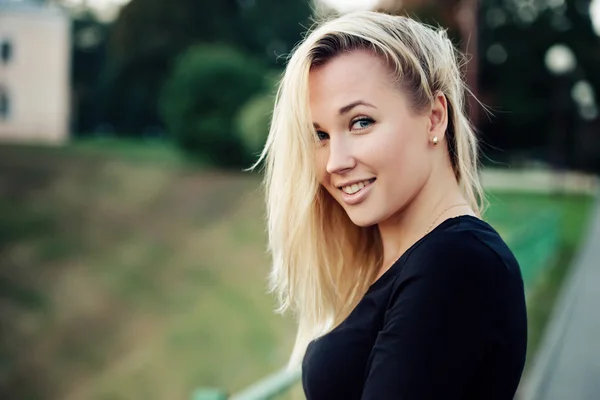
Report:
0,0,71,144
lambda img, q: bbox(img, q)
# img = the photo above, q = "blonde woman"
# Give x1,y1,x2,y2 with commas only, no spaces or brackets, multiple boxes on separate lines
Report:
256,10,527,400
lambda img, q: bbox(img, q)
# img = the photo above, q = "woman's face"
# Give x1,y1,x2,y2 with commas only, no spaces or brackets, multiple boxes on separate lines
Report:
309,50,441,227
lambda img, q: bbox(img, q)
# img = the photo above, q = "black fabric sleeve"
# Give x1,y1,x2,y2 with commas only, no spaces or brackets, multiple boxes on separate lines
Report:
361,233,498,400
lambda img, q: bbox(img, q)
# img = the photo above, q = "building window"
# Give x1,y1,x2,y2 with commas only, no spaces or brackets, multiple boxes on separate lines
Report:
1,39,13,64
0,87,9,120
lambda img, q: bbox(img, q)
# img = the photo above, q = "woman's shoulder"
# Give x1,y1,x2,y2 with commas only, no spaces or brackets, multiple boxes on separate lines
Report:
398,216,523,288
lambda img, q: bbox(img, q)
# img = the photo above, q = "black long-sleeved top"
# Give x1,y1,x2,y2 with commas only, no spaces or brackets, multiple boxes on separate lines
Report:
302,215,527,400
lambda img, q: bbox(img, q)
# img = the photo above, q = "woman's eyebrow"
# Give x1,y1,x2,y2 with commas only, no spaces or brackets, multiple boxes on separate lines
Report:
338,100,376,115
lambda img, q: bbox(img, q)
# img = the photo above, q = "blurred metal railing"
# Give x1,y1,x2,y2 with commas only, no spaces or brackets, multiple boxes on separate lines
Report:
192,210,561,400
504,209,561,287
193,366,301,400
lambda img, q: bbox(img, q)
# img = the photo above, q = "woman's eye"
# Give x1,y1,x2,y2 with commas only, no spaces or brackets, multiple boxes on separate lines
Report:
351,117,374,131
316,130,329,141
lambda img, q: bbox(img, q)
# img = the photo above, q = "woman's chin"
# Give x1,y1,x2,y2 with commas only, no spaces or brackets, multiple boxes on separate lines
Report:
347,211,379,228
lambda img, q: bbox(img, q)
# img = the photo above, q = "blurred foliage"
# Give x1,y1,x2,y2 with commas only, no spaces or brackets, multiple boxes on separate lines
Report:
159,45,267,166
478,0,600,172
109,0,312,64
96,0,312,137
235,93,275,157
70,11,110,133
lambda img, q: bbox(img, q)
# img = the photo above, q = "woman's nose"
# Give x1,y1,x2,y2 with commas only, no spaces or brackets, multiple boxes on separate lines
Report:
326,137,356,174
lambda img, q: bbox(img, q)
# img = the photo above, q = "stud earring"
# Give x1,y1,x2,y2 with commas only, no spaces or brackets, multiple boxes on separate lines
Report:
432,136,439,146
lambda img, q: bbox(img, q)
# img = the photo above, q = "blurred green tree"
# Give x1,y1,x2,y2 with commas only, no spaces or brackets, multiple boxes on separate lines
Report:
234,70,280,158
159,45,267,167
236,93,275,157
69,10,110,134
102,0,312,136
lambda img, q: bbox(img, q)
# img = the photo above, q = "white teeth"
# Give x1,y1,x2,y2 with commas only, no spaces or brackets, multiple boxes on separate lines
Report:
342,179,373,195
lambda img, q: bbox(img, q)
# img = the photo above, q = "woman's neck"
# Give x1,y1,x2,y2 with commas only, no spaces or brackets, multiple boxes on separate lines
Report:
376,171,474,279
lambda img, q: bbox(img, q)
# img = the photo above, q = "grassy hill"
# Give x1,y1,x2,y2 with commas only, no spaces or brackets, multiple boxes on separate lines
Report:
0,144,298,399
0,143,593,399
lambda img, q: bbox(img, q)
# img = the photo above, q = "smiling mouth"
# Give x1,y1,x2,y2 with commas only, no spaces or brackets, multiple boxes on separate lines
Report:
340,178,376,195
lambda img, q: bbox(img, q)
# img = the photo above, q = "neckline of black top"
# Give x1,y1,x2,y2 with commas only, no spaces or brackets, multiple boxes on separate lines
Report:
366,214,484,294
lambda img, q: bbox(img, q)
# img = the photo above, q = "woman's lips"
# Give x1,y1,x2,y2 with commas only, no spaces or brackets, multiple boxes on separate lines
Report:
339,178,375,205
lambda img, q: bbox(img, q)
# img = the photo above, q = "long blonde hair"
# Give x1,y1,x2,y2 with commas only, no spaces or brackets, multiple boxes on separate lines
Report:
254,10,484,367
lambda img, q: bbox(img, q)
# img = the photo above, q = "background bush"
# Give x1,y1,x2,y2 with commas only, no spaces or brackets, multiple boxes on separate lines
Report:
235,93,274,158
159,44,267,167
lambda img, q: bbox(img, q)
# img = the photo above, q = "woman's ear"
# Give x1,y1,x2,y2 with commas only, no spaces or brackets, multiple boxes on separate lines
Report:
429,92,448,140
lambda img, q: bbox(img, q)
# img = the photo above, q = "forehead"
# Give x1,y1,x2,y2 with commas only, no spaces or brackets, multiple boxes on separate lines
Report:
308,50,395,104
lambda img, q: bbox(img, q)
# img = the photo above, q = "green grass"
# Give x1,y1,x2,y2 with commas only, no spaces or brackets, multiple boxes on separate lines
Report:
0,143,292,399
0,143,594,399
70,137,189,165
0,137,191,168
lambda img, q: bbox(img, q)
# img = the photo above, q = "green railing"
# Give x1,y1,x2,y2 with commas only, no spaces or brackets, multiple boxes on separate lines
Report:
193,366,301,400
192,210,561,400
503,209,561,287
